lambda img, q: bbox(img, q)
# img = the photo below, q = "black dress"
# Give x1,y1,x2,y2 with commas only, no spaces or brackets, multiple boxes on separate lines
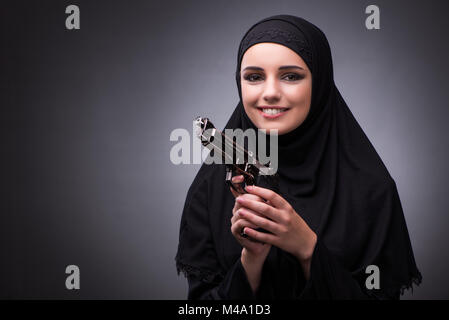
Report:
175,14,422,300
177,164,418,300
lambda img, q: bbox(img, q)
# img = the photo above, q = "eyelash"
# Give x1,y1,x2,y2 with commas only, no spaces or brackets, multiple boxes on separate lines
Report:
243,73,303,82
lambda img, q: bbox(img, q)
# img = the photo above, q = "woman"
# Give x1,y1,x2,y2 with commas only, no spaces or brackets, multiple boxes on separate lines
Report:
175,14,422,299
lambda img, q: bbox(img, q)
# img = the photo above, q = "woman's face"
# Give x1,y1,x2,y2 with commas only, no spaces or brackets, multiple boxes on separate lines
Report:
240,42,312,135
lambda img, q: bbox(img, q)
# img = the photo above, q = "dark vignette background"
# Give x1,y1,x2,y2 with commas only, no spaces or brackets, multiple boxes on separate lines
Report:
1,0,448,299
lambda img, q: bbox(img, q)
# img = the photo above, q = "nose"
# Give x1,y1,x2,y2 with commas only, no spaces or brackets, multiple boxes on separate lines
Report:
262,76,281,102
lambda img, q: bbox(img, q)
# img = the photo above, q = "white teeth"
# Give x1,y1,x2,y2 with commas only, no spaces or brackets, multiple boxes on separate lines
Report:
261,108,287,115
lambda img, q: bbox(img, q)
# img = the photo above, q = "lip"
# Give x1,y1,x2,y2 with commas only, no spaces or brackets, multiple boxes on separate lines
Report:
257,106,290,119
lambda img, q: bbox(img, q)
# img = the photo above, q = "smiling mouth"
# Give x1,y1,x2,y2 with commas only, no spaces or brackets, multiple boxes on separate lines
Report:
257,107,290,118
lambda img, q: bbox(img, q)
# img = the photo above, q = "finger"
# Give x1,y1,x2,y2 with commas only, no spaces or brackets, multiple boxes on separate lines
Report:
230,186,241,199
238,207,282,235
231,210,254,225
245,185,288,209
241,231,266,246
232,202,242,217
236,196,282,223
231,216,258,232
244,226,278,246
235,204,264,219
230,175,245,197
231,206,263,225
230,182,246,195
232,193,263,215
240,193,264,202
231,219,259,232
231,207,262,228
231,175,244,184
238,225,267,245
231,219,258,238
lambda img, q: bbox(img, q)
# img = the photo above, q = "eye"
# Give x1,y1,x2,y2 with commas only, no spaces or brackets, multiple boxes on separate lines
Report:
282,73,303,81
244,73,263,82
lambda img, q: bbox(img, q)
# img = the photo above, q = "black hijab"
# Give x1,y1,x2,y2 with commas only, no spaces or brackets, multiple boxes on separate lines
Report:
175,14,422,298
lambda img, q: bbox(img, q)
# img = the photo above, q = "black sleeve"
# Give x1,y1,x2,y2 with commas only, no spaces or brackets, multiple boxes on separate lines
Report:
187,258,258,300
251,238,400,300
176,170,261,300
298,237,400,300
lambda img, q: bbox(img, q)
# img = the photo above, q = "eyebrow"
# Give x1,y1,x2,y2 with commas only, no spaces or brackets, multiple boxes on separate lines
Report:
242,65,305,71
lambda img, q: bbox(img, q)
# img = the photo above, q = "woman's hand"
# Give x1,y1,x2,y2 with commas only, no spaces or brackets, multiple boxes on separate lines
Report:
229,175,272,294
229,176,272,261
235,185,317,279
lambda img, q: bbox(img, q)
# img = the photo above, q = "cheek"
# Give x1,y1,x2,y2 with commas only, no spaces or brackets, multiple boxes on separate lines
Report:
289,107,308,122
285,84,312,128
241,84,259,103
284,84,311,105
241,85,261,118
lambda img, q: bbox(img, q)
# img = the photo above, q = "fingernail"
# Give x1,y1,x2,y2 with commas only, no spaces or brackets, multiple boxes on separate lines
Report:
245,185,253,191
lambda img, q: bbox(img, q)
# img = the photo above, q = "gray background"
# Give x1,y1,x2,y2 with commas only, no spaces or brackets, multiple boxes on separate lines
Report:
1,0,448,299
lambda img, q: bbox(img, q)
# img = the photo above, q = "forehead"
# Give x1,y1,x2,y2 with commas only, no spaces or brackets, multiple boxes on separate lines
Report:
241,42,308,69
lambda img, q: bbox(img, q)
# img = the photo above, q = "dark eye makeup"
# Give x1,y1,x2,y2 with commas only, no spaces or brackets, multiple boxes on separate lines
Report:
243,73,304,82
